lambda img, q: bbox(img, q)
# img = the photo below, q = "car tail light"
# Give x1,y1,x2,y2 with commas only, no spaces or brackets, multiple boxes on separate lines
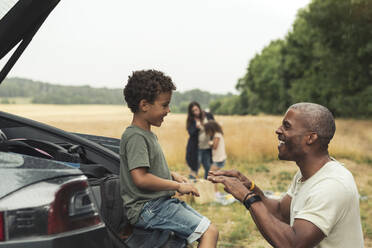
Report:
48,180,101,234
0,212,4,241
0,175,102,241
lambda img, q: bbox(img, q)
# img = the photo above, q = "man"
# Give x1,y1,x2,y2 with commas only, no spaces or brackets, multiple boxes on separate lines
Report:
208,102,364,247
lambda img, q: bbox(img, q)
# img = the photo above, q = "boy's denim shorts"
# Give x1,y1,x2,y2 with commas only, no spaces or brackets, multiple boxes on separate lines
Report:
134,197,211,244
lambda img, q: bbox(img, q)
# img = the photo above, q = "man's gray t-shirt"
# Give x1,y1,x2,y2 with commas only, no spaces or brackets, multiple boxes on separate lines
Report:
119,125,175,224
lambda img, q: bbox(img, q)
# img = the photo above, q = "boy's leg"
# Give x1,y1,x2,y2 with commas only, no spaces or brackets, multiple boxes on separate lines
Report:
198,223,219,248
181,202,219,247
134,197,215,245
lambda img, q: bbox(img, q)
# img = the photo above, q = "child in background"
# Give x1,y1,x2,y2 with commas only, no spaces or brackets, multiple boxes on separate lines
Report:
120,70,219,247
204,120,226,195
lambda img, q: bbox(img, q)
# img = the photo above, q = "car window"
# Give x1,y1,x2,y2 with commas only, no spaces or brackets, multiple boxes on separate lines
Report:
0,0,18,21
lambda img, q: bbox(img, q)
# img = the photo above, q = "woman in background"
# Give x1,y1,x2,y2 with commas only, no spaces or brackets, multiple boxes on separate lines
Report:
186,101,214,179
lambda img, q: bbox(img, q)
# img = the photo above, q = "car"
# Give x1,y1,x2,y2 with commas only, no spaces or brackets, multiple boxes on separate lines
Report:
0,0,185,247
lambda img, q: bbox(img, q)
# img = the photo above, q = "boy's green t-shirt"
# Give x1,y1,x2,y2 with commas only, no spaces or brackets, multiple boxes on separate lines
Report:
119,125,175,224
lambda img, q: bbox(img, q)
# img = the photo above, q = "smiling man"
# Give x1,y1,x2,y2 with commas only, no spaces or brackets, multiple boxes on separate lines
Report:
208,102,364,247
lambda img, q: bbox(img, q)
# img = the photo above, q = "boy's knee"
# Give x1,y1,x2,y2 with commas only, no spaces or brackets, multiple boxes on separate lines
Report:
206,223,219,237
198,223,219,247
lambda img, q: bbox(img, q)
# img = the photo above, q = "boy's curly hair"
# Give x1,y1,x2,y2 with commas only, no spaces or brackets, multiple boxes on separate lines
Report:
123,70,176,113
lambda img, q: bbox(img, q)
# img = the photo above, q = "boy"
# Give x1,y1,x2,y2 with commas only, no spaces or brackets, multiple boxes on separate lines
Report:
120,70,219,247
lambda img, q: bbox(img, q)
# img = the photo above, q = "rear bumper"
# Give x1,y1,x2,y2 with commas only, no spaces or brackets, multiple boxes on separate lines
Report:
0,223,109,248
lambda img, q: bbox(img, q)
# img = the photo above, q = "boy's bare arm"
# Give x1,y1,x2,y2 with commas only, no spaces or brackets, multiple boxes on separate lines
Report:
131,167,199,196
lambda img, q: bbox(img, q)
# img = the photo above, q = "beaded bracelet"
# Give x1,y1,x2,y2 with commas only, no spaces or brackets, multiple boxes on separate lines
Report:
249,180,255,191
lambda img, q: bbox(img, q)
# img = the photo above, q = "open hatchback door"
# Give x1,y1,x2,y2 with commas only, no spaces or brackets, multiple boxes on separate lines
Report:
0,0,60,84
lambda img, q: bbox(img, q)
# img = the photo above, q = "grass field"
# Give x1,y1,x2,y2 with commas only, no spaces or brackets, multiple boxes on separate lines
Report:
1,104,372,247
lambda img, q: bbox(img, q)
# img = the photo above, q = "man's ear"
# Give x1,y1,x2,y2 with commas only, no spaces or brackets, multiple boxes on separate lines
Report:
139,99,150,112
306,132,318,145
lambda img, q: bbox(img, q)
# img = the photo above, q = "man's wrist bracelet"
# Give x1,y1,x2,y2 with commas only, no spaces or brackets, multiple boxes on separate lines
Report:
242,191,255,203
243,194,262,210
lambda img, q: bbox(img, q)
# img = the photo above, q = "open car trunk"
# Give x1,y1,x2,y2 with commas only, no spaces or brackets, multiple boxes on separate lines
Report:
0,0,60,84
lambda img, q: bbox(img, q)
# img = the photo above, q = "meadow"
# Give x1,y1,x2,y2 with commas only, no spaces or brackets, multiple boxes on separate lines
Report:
2,104,372,247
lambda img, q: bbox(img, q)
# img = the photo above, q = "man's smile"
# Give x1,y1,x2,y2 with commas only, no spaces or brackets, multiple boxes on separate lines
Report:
278,136,286,149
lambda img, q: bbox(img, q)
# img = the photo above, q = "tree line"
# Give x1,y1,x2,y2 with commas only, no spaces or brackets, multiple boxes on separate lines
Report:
0,77,227,113
2,0,371,118
211,0,372,118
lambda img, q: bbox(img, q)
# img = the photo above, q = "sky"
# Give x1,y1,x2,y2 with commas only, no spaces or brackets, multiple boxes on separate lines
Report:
6,0,312,94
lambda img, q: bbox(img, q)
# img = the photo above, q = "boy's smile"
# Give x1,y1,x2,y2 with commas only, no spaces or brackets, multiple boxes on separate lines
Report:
145,91,172,128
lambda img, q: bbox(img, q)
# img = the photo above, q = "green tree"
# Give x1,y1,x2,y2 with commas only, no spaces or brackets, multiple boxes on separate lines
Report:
233,0,372,118
235,40,289,115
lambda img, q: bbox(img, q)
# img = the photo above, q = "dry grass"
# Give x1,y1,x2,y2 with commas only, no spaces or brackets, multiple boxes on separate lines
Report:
1,104,372,247
5,105,372,165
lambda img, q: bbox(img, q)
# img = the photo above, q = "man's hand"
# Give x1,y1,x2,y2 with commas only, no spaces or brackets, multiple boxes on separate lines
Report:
177,183,200,197
209,169,252,189
208,175,249,202
171,172,188,183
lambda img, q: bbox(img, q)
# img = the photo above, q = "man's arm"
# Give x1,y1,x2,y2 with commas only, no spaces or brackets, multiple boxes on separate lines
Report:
209,170,290,223
208,173,325,247
249,201,325,248
252,186,291,224
131,167,199,196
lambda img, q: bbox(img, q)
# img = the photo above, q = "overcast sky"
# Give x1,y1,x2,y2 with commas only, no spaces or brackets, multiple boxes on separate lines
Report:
7,0,311,94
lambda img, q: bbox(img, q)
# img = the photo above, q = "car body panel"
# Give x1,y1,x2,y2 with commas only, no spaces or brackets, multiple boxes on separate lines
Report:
0,110,120,174
73,133,121,154
0,152,82,200
0,223,108,248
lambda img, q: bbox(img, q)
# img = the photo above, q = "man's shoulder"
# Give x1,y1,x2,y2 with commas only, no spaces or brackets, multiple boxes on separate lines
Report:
313,160,358,196
322,160,353,180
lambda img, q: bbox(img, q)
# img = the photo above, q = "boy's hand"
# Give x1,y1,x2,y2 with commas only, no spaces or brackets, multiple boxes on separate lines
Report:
177,183,200,197
171,172,188,183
